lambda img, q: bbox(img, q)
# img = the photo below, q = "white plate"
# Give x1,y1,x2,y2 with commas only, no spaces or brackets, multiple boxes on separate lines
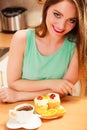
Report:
6,114,42,129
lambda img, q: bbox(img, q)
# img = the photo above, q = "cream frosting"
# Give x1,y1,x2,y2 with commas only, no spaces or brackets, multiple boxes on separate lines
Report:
48,93,60,103
34,98,48,106
34,93,60,106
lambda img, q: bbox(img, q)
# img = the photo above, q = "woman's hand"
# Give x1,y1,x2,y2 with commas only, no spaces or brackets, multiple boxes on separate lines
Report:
50,79,75,95
0,87,19,103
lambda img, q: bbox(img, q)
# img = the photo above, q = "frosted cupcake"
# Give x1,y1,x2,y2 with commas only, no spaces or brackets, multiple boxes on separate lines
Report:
34,95,48,115
48,93,60,109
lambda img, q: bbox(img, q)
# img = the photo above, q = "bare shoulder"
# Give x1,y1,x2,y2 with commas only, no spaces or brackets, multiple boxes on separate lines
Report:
10,29,27,51
73,47,78,57
11,29,26,45
13,29,26,37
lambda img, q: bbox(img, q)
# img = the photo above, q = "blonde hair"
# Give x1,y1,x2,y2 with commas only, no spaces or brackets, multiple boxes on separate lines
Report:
79,2,87,96
73,0,87,96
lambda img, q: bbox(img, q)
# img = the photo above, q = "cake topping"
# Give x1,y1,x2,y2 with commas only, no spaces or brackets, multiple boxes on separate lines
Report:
37,96,43,100
50,94,56,99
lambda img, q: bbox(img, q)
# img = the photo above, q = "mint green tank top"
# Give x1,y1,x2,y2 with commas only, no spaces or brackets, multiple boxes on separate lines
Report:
22,29,75,80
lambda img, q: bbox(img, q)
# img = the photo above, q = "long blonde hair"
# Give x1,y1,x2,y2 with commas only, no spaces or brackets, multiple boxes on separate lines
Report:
74,0,87,96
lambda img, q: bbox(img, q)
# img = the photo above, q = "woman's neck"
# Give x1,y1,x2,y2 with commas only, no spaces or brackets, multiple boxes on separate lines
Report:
36,34,66,56
45,33,66,46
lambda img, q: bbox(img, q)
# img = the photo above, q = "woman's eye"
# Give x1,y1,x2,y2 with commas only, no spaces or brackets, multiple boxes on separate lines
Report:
68,19,77,24
53,12,60,18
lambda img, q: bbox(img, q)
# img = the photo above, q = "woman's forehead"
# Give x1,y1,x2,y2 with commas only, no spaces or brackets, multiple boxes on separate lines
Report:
48,1,77,18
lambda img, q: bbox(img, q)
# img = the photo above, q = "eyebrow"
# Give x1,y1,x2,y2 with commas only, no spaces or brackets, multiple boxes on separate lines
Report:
54,9,77,19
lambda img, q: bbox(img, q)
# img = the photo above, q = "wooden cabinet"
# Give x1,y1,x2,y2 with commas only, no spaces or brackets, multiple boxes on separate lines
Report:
0,33,13,47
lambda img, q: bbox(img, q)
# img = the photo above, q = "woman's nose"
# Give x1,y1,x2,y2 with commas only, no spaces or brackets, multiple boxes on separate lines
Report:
58,20,66,30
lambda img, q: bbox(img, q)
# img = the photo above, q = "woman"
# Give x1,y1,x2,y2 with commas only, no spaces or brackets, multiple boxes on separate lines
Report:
0,0,86,102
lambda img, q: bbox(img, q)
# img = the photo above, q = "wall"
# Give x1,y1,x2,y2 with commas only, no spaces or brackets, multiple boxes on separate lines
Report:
0,0,44,27
0,0,43,11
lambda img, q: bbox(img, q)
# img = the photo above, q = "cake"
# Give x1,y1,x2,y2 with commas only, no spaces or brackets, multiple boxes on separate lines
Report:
34,93,60,115
34,95,48,114
48,93,60,109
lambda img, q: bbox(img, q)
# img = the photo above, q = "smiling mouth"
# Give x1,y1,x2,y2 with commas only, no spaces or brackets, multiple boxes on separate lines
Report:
52,25,64,34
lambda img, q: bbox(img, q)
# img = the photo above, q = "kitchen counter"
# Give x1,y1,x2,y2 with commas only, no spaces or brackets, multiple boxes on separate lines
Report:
0,96,87,130
0,33,13,48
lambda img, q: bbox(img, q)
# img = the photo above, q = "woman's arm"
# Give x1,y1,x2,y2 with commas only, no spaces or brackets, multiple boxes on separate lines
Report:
0,88,52,103
63,47,79,84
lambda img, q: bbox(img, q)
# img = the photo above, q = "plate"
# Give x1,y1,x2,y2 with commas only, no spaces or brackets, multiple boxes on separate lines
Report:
40,112,65,119
39,105,66,120
6,114,42,129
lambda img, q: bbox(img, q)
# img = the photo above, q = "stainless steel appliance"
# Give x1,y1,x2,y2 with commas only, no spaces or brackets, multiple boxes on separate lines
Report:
1,7,28,33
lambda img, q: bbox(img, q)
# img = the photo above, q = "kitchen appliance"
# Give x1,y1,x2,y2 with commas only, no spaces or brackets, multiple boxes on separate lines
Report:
1,7,28,33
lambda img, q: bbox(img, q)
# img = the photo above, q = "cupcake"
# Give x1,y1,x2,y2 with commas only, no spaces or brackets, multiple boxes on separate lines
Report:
48,93,60,109
34,95,48,115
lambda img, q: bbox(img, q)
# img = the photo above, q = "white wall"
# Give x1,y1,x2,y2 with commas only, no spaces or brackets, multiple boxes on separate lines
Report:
0,54,8,87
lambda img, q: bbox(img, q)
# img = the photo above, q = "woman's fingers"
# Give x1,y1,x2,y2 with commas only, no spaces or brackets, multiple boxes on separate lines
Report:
62,79,75,94
52,79,75,95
